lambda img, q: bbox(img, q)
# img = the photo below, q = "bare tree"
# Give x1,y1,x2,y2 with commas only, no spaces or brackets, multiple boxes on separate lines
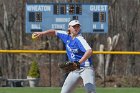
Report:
97,34,119,79
0,0,25,79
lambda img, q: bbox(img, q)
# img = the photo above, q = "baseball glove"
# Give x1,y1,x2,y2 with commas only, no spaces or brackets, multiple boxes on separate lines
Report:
58,62,80,73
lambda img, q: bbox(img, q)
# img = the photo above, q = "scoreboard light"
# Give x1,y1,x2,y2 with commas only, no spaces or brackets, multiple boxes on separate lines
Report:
53,4,59,15
26,3,108,33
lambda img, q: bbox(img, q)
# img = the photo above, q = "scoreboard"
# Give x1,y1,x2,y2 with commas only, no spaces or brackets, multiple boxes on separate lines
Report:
26,3,108,33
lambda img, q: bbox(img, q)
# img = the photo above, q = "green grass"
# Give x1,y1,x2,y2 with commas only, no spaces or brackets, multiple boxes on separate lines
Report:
0,87,140,93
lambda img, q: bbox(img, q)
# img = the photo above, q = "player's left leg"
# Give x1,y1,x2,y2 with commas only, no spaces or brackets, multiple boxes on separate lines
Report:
80,67,96,93
60,71,80,93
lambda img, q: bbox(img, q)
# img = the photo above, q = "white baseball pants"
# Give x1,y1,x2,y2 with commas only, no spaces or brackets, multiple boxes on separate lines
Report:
60,67,96,93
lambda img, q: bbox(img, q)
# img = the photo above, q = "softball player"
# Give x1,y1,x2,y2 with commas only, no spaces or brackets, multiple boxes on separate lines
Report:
33,20,96,93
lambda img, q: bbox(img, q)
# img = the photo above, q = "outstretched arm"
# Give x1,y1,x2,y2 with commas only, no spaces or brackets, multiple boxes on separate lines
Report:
33,29,56,38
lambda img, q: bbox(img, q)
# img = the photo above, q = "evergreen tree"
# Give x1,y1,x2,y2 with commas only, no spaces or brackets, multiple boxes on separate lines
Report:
28,61,40,78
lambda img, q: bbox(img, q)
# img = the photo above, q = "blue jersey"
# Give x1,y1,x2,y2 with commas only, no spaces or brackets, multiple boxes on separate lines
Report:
56,31,92,67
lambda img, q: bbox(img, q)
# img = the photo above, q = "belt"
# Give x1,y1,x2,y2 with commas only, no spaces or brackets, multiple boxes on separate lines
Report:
80,66,93,69
80,67,84,69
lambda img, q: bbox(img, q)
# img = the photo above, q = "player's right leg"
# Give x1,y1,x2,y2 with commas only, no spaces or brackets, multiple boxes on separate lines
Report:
60,71,80,93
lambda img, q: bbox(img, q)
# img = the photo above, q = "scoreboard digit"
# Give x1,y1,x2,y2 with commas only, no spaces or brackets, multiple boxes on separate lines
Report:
26,3,108,33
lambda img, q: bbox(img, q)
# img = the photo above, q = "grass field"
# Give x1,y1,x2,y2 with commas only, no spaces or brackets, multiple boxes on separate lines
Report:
0,87,140,93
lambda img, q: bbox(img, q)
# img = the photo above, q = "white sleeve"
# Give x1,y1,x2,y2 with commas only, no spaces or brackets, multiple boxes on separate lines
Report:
77,36,91,51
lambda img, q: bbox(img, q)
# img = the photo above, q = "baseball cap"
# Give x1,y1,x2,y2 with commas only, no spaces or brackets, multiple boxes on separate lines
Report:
68,20,81,27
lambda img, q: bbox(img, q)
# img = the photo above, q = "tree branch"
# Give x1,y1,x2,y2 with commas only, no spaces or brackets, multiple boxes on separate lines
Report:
0,22,4,31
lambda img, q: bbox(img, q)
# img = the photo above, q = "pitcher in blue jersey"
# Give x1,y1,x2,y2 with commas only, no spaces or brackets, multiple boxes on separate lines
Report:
33,20,96,93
